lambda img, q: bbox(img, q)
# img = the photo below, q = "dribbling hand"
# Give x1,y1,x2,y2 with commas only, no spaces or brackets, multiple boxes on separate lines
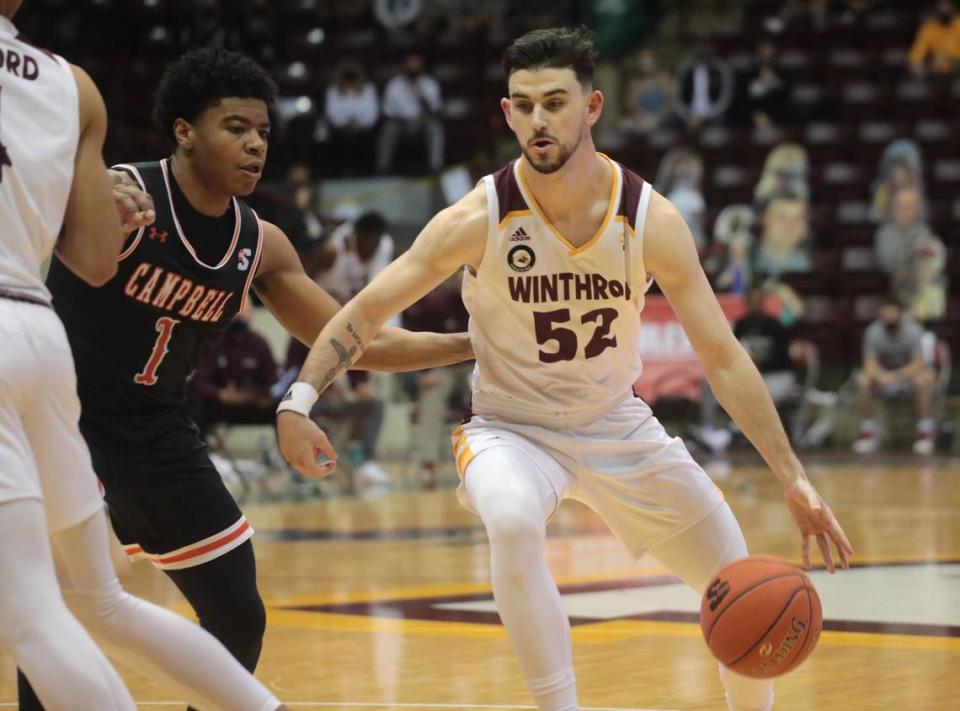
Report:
277,411,338,479
784,478,853,574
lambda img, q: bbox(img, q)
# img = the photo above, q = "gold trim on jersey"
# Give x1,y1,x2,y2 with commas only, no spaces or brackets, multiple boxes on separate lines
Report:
498,209,534,230
515,154,620,257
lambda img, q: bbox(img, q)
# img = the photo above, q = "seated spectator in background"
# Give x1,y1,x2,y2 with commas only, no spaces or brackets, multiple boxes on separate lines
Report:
655,147,706,249
707,204,755,294
325,61,379,176
270,163,325,258
853,297,936,455
693,285,795,452
674,48,734,130
401,272,472,487
189,304,279,442
875,187,947,320
754,143,810,210
870,139,924,223
620,48,675,135
282,339,390,492
908,0,960,77
764,0,835,33
310,211,396,306
377,53,445,174
755,196,812,275
744,40,792,129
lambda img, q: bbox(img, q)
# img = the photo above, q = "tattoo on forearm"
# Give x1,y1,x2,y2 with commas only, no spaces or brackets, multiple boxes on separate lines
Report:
316,323,367,392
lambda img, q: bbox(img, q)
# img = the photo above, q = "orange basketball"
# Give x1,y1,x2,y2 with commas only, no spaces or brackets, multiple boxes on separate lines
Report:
700,555,822,678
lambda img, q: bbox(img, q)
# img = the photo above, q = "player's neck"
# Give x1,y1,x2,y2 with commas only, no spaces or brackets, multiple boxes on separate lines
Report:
170,153,232,217
520,142,608,220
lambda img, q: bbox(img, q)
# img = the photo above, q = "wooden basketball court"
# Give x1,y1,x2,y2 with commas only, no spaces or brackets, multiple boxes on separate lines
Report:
1,457,957,710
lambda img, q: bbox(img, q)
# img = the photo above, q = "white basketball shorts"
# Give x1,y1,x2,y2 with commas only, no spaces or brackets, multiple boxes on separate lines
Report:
452,394,726,556
0,299,103,531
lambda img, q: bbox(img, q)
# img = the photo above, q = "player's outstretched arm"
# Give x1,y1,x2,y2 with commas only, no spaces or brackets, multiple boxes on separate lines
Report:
643,190,852,573
275,185,487,478
56,66,127,286
253,220,474,371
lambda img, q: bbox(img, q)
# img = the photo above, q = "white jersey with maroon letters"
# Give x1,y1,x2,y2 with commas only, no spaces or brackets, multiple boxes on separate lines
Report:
0,16,78,303
463,155,653,428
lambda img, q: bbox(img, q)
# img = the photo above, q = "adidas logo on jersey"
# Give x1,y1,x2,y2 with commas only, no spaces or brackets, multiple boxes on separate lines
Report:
509,227,530,242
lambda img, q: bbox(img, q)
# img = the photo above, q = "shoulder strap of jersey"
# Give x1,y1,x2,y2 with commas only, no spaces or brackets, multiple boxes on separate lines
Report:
237,201,264,312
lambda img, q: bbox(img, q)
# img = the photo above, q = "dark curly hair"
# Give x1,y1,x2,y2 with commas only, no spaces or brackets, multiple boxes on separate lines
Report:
152,47,277,138
502,26,598,87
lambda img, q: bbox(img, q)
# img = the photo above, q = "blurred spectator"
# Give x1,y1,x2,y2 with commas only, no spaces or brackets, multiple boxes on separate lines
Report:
764,0,835,33
377,54,445,174
621,48,675,135
325,61,379,176
853,297,935,455
674,48,734,130
402,272,472,487
875,188,947,320
282,340,390,492
655,147,706,249
708,204,755,293
870,139,925,223
754,143,810,210
269,164,325,258
744,41,792,129
692,286,795,452
189,304,279,442
908,0,960,77
310,211,396,305
755,196,812,275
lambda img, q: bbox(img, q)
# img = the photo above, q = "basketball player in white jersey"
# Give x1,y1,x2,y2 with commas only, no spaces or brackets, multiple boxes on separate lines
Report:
0,2,287,709
277,27,852,711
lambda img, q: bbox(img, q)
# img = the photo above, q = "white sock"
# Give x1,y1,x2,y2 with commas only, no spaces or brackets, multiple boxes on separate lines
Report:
860,419,877,435
918,418,934,435
53,509,280,711
465,447,578,711
720,664,775,711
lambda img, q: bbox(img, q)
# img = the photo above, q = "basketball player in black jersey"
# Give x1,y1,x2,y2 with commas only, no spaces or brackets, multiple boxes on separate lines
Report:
17,47,471,711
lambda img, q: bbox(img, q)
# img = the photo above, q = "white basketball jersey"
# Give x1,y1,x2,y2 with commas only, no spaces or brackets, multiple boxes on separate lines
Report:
464,155,653,428
0,16,79,302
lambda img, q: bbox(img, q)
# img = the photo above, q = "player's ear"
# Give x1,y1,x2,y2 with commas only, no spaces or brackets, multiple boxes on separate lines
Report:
500,97,515,131
172,118,195,154
585,88,604,129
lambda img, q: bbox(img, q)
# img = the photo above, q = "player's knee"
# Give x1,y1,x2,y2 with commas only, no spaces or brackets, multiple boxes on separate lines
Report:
483,505,545,550
0,596,61,650
199,587,267,646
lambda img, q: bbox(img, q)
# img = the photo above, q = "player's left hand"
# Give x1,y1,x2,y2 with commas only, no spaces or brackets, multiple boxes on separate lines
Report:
277,411,337,479
108,169,155,232
784,478,853,574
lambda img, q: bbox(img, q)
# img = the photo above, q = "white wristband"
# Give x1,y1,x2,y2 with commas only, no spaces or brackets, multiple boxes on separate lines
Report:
276,382,319,417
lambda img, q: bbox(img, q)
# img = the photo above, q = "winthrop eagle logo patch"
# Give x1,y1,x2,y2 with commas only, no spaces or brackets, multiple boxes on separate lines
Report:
507,245,535,272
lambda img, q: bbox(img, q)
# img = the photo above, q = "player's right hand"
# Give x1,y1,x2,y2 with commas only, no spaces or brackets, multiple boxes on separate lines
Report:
277,411,338,479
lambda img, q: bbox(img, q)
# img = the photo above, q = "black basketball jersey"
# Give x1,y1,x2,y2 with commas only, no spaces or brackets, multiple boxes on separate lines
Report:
48,158,264,416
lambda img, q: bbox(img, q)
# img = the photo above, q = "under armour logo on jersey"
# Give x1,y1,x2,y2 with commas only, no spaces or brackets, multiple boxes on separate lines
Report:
509,227,530,242
148,227,169,243
237,248,253,272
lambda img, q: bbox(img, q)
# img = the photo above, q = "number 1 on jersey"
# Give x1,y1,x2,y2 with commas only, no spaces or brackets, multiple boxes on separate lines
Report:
135,316,179,386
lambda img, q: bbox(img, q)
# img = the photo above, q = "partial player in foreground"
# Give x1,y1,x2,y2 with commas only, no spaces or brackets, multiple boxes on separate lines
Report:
1,1,286,709
277,27,852,711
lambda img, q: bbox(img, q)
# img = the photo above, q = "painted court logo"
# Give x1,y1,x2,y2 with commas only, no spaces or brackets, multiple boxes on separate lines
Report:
507,245,535,272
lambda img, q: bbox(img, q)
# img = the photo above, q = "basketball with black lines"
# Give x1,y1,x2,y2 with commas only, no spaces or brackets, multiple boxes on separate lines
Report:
700,555,822,678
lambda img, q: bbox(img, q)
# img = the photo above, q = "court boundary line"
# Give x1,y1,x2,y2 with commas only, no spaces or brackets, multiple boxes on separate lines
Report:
0,703,671,710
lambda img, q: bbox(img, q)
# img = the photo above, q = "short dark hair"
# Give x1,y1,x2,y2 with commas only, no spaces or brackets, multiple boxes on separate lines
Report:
502,26,598,86
152,47,277,137
355,211,387,237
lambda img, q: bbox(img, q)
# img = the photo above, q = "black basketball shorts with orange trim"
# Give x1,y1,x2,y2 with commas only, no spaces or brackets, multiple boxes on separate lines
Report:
79,408,253,571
